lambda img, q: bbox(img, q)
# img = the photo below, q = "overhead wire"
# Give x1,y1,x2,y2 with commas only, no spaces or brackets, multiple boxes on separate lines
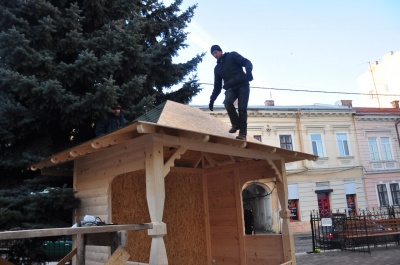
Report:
198,83,400,97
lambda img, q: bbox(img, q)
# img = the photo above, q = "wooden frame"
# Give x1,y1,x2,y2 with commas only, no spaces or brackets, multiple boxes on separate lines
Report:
26,101,317,265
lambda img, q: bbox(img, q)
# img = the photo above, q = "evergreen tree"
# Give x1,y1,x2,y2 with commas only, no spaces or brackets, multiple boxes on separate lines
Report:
0,0,204,229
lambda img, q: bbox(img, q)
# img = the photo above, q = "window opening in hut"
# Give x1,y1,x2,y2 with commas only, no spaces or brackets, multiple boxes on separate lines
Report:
242,183,274,234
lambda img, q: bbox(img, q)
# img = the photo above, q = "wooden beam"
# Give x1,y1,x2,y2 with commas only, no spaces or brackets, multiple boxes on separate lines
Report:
91,131,138,150
209,136,247,148
137,123,157,134
69,144,96,157
41,168,73,177
192,153,203,168
153,133,283,161
234,169,246,265
57,247,77,265
163,146,187,177
0,224,152,240
51,152,73,164
203,153,219,167
105,246,130,265
266,159,283,183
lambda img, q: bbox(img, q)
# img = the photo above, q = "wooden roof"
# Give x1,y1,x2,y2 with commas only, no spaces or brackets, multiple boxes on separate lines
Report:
31,100,317,172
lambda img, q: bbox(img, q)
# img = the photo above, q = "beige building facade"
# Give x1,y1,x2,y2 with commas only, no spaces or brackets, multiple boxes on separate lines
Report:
200,101,367,233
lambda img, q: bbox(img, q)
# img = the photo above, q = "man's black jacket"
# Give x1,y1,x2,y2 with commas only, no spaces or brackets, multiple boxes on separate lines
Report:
210,51,253,102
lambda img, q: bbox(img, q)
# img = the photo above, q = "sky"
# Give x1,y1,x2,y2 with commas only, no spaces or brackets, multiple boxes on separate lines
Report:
163,0,400,107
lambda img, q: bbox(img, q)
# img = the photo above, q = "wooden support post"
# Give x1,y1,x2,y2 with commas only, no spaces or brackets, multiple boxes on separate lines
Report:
76,234,85,265
145,139,168,265
234,169,246,265
275,159,296,265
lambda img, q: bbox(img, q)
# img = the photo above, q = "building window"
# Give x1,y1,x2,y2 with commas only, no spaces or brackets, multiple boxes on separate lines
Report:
381,137,393,160
288,184,299,221
390,183,400,206
344,181,357,216
280,135,293,150
336,133,350,156
368,137,393,161
377,184,389,206
253,135,262,142
288,200,299,221
310,133,325,156
346,194,357,216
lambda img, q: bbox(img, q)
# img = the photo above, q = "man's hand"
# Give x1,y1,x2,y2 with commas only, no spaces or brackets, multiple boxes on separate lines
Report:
209,101,214,111
247,72,254,81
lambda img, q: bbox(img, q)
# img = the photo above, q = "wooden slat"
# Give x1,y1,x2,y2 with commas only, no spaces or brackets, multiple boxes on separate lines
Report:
0,224,152,240
85,245,110,263
105,247,130,265
57,247,77,265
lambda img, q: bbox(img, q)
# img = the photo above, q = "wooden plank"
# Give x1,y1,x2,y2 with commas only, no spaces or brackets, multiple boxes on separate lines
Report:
0,224,152,240
234,169,246,265
57,247,77,265
75,187,108,198
212,256,240,265
202,173,212,264
85,248,110,263
77,152,145,178
79,139,145,167
105,247,130,265
76,205,109,217
208,195,236,209
80,195,108,207
153,133,283,161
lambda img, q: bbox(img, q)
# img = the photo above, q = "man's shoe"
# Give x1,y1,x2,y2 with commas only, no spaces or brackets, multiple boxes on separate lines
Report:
229,126,239,133
236,134,246,140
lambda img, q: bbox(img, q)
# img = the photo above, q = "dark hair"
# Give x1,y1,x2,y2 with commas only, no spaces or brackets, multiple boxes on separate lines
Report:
210,45,222,54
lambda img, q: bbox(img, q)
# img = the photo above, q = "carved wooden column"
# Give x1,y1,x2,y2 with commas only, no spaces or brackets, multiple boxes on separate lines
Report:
275,159,296,265
145,140,168,265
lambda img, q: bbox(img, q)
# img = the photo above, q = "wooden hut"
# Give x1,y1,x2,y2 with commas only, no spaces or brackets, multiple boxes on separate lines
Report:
32,100,317,265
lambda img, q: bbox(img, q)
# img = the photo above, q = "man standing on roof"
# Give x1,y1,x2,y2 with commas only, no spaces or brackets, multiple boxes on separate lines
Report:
95,103,128,137
209,45,253,140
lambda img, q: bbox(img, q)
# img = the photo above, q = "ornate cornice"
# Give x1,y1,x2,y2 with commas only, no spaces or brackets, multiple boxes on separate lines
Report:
210,110,354,118
355,116,400,122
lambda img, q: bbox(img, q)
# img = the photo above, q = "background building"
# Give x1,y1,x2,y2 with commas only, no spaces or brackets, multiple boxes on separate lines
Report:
357,50,400,108
200,100,367,232
353,104,400,209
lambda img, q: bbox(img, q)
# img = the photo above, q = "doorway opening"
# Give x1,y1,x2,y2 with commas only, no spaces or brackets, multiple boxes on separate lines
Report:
242,183,273,234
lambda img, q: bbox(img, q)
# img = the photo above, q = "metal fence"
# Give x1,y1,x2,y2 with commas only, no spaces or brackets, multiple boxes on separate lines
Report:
310,206,400,254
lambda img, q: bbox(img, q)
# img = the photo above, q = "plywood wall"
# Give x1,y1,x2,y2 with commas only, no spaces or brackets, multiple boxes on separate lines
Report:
111,169,207,265
111,170,151,263
164,171,207,265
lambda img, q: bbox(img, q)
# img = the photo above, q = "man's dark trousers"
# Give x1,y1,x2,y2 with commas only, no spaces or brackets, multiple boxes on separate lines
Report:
223,84,250,136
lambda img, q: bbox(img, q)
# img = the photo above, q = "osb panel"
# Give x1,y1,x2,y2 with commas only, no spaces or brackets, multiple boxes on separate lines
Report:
111,170,207,265
164,171,207,265
111,170,151,263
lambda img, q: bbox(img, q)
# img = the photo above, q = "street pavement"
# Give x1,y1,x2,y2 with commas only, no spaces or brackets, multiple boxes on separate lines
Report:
294,233,400,265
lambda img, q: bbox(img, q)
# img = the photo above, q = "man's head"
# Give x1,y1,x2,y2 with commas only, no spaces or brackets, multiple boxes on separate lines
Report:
112,103,121,116
210,45,223,60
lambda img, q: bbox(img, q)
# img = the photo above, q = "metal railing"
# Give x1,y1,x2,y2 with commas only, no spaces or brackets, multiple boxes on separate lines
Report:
310,206,400,254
